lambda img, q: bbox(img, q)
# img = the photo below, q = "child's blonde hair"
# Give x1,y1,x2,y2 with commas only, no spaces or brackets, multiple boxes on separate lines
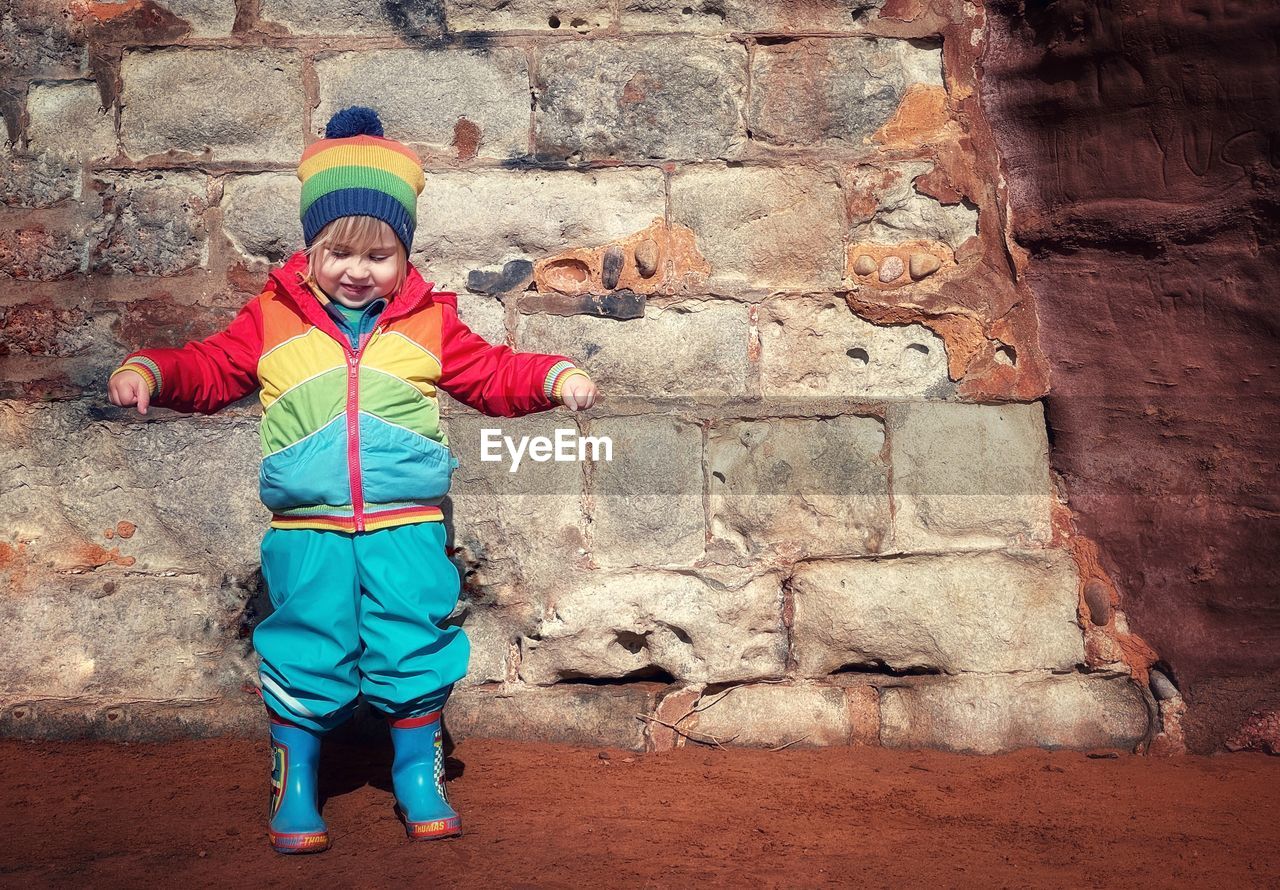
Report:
305,215,408,297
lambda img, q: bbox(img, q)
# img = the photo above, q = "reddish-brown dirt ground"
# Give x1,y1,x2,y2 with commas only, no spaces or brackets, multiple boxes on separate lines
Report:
2,735,1278,888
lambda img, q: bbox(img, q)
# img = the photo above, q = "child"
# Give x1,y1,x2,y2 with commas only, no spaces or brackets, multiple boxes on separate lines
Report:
106,107,598,853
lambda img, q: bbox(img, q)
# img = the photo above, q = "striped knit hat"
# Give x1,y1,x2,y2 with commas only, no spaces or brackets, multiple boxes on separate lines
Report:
298,107,425,254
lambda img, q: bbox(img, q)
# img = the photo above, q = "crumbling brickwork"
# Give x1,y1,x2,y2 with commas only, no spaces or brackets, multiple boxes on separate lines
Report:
1,0,1164,752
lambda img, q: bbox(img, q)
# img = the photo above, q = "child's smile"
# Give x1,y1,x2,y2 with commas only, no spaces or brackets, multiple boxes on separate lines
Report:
316,237,403,308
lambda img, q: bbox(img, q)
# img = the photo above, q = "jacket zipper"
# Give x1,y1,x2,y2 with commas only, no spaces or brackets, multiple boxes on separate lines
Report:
344,326,381,532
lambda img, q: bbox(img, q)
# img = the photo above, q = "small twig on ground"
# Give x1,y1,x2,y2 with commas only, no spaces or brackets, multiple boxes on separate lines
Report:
769,735,809,752
635,713,739,750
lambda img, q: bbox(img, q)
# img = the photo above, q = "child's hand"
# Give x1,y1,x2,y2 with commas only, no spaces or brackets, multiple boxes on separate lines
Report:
561,374,598,411
108,370,152,415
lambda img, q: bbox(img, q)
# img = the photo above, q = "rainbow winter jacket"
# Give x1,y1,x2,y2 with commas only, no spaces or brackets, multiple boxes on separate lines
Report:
113,251,586,532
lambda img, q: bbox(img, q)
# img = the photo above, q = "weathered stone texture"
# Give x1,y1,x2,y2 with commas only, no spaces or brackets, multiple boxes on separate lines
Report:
454,606,527,686
0,148,80,209
849,162,979,250
620,0,885,33
0,3,86,79
92,172,209,276
120,49,304,163
453,291,507,345
518,570,787,686
315,50,530,160
516,302,749,399
414,169,665,286
669,166,845,290
151,0,238,37
688,682,880,747
259,0,445,36
220,173,302,264
0,401,264,577
750,38,943,148
445,412,586,606
447,0,611,32
791,551,1086,676
889,401,1053,551
756,297,952,400
708,415,890,559
0,574,254,701
26,82,116,162
880,673,1151,754
447,683,655,750
0,223,84,281
587,415,705,567
535,40,747,161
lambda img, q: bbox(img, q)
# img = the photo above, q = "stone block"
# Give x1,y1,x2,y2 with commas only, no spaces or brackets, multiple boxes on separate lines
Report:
750,37,943,148
446,683,656,750
0,401,265,579
26,81,116,162
686,682,879,747
0,573,254,701
669,166,845,290
888,401,1053,550
516,302,749,399
120,48,304,163
92,172,209,276
0,147,79,209
152,0,238,37
447,0,611,32
587,415,705,567
260,0,445,35
444,412,586,606
620,0,885,33
0,223,84,281
453,605,529,685
454,291,508,345
315,49,530,160
791,550,1087,676
518,569,787,686
535,39,747,161
1,2,87,80
879,672,1151,754
708,415,890,559
220,173,302,264
757,297,952,399
848,161,979,250
413,169,665,287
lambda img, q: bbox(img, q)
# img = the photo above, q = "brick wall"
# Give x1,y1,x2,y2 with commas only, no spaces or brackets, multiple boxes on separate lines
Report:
0,0,1161,752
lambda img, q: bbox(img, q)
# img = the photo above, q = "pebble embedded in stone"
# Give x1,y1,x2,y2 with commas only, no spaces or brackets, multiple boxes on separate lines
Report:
602,246,624,290
1083,580,1112,626
909,253,942,280
1149,669,1179,701
878,255,905,282
634,239,660,278
853,254,877,276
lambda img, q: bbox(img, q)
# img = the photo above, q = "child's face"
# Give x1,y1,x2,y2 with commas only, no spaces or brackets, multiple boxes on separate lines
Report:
315,230,403,308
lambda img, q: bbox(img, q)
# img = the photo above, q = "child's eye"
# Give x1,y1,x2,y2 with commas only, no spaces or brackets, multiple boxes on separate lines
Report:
369,254,391,262
330,249,350,258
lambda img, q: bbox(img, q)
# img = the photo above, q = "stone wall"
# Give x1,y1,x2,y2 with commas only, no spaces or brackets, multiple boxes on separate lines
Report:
1,0,1157,753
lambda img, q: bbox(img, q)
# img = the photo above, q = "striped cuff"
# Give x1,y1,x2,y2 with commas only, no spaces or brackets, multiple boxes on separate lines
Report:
544,361,591,404
110,355,161,395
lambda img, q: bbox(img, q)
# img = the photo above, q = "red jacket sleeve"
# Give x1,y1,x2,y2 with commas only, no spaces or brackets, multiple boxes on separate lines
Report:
434,294,580,418
113,295,264,415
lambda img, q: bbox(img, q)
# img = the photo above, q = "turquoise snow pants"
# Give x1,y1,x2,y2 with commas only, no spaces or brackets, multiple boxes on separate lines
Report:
253,522,471,733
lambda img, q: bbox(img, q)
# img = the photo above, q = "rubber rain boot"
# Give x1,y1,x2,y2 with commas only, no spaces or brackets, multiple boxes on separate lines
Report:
389,712,462,840
267,715,331,854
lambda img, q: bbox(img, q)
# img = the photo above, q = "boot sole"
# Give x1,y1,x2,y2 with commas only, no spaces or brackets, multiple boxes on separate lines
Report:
268,830,331,854
395,805,462,841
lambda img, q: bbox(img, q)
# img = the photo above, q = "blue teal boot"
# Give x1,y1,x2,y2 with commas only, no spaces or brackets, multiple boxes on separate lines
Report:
389,712,461,840
267,715,331,854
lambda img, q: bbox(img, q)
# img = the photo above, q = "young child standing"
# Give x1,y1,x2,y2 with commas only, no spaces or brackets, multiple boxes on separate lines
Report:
106,107,597,853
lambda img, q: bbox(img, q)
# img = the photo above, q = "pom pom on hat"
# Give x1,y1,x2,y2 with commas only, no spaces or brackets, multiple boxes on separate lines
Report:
324,106,385,139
